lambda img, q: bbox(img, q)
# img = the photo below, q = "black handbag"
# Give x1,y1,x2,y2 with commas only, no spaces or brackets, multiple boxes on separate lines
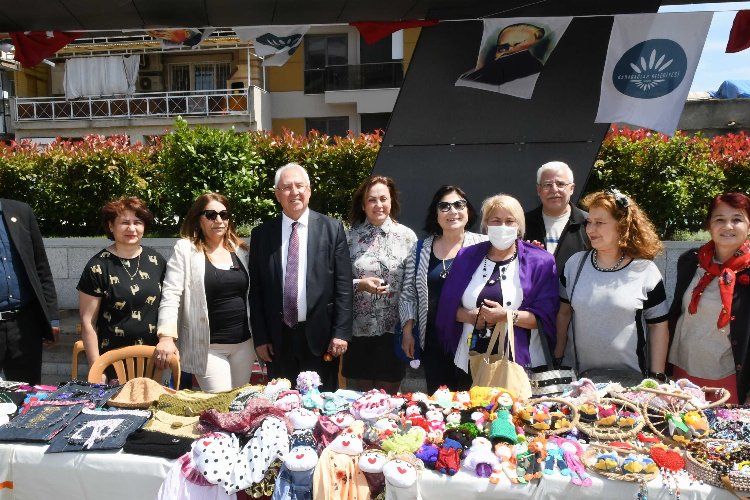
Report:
528,315,576,396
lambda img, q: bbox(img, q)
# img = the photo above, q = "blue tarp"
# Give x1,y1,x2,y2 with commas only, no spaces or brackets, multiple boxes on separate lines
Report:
709,80,750,99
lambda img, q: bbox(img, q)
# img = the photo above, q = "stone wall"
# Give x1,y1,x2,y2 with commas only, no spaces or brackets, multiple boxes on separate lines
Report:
45,238,700,310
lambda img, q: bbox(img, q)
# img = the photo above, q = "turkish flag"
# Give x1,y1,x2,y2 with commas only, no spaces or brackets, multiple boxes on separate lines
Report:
10,31,81,67
726,10,750,53
351,20,438,45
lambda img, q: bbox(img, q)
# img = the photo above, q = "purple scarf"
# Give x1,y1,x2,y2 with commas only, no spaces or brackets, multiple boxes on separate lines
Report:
435,240,559,366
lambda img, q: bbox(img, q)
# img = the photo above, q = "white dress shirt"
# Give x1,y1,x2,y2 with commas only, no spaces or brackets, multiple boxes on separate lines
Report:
281,209,309,322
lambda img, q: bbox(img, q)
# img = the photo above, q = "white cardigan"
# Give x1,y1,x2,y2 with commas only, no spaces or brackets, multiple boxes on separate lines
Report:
157,238,252,376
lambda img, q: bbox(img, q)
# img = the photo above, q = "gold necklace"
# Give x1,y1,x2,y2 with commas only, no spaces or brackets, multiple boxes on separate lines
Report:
120,253,141,280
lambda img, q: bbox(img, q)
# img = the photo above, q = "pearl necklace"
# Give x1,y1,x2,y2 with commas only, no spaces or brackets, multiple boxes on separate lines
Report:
592,249,625,272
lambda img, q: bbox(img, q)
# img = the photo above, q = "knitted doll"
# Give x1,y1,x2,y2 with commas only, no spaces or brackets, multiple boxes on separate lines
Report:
452,391,471,410
430,386,454,409
287,407,319,433
381,426,427,455
462,437,500,478
274,390,303,412
264,378,292,403
560,438,592,486
490,443,521,484
331,410,355,430
382,452,424,500
434,438,463,476
543,437,569,476
415,443,439,469
358,448,388,500
296,371,324,411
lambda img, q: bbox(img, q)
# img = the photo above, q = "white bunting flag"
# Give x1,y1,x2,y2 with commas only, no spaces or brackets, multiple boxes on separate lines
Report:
455,17,573,98
595,12,713,135
234,26,311,67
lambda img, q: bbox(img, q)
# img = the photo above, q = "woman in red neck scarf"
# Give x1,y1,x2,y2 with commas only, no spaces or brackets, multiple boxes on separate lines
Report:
668,192,750,404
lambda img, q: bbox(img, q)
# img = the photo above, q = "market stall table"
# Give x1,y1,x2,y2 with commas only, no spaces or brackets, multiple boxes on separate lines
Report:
0,441,744,500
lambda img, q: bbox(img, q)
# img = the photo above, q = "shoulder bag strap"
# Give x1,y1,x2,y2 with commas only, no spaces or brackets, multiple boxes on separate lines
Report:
534,313,555,369
569,250,591,374
484,313,508,360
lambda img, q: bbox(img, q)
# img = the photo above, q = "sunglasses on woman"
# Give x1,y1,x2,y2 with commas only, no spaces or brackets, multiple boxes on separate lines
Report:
202,210,231,221
437,200,468,212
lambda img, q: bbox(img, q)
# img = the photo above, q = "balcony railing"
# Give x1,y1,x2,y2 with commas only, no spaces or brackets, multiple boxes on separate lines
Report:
304,62,404,94
14,88,251,122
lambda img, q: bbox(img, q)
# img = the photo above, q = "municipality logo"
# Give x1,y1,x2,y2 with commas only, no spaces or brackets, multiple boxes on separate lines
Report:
612,39,687,99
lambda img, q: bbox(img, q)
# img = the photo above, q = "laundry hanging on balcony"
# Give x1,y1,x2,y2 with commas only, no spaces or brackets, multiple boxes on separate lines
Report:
9,31,81,68
64,55,140,99
233,25,310,66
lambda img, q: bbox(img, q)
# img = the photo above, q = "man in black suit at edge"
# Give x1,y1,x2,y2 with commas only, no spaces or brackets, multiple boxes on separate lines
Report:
249,163,352,390
0,199,60,384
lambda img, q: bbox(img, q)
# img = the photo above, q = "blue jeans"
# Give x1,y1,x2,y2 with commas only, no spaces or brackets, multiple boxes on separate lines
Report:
272,466,313,500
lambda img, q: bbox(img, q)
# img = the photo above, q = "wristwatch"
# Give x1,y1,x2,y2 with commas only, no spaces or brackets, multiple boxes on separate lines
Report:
648,371,668,382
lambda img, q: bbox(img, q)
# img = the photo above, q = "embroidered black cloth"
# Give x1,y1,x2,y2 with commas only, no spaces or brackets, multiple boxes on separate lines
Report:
46,408,150,453
0,403,85,443
46,380,122,408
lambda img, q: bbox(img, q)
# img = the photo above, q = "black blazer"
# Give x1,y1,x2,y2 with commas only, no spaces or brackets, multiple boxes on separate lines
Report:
668,248,750,402
249,210,353,357
524,203,589,273
0,199,59,339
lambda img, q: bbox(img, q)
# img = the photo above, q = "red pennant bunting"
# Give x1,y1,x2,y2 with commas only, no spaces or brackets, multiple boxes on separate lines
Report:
10,31,81,68
726,10,750,53
351,20,439,45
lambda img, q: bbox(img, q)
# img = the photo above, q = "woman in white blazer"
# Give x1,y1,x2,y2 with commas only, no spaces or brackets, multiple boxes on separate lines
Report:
155,193,254,393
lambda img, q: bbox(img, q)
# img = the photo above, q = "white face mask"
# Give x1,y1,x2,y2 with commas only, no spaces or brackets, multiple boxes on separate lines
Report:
487,225,517,250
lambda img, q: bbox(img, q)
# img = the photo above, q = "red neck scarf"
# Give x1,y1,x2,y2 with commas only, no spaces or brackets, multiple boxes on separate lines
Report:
688,240,750,328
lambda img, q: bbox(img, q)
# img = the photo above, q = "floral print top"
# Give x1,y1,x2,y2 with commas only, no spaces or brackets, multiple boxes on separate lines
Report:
348,217,417,338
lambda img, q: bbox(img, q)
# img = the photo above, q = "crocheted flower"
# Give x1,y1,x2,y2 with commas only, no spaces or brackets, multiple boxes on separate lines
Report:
739,274,750,286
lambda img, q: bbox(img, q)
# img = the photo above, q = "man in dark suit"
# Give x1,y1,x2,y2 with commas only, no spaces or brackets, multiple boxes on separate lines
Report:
524,161,589,272
249,163,352,390
0,199,60,384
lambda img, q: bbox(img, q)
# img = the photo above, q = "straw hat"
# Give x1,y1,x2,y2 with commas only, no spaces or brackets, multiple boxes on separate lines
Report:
108,377,176,409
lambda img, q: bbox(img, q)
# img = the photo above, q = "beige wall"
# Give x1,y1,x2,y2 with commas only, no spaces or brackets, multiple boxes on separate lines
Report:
267,45,304,92
403,28,421,71
271,117,305,134
14,65,50,97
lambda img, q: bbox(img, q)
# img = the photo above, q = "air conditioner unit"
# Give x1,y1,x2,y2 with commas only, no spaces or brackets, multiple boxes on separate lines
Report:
137,75,164,92
138,54,163,73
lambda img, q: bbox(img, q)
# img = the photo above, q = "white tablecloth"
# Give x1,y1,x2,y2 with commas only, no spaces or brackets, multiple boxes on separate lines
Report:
0,442,742,500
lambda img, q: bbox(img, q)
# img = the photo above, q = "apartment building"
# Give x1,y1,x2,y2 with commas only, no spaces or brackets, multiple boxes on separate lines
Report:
7,26,419,144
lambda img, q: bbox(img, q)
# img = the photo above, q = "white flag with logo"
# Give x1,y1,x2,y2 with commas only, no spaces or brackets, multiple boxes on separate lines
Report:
455,17,573,98
595,12,712,135
234,25,310,67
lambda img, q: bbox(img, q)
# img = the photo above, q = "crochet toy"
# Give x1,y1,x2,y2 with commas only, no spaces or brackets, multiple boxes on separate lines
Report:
430,386,454,409
469,386,497,408
435,438,463,475
287,407,319,432
490,443,521,485
381,426,427,454
515,436,546,482
273,390,303,412
543,437,570,476
463,437,501,478
382,453,424,500
425,408,445,433
295,371,324,411
415,443,439,469
312,420,369,499
358,448,388,499
445,410,462,429
351,390,403,421
594,451,619,472
453,391,471,409
560,438,592,487
331,410,355,430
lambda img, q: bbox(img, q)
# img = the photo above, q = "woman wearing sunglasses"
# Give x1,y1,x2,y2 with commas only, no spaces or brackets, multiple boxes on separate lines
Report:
435,194,559,389
399,185,487,393
78,197,166,383
343,176,417,393
156,193,254,392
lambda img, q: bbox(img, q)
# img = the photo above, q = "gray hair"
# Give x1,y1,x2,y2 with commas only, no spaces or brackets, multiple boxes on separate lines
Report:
274,162,310,188
536,161,574,184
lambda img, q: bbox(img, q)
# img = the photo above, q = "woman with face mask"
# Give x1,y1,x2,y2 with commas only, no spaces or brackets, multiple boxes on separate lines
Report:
435,194,559,388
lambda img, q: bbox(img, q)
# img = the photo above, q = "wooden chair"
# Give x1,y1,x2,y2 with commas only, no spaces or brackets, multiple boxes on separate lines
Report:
71,339,86,380
87,345,180,388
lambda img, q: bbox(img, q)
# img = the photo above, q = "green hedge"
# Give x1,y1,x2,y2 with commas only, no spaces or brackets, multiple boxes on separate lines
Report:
2,120,749,239
0,118,380,236
585,127,750,238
